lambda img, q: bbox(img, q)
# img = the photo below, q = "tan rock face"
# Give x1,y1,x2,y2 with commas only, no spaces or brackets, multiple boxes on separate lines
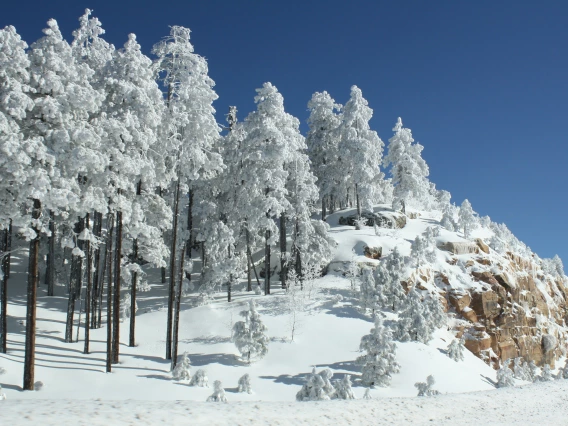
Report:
451,252,568,368
475,238,490,254
363,246,382,260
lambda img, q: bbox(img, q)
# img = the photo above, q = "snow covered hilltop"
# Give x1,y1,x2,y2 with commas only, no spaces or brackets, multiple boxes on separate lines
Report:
1,9,568,423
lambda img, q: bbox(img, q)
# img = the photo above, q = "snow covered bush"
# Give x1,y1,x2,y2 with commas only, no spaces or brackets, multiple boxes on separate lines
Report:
356,317,400,387
415,375,439,396
527,361,540,382
359,267,378,315
395,287,433,344
0,384,5,400
189,369,208,387
207,380,227,402
458,199,477,239
232,300,269,363
383,247,406,311
296,368,336,401
0,366,5,375
557,359,568,379
331,294,343,305
237,373,252,394
34,381,44,391
120,293,137,322
363,388,372,399
513,357,529,381
447,337,465,362
354,217,367,230
540,364,553,382
496,360,515,388
333,374,355,400
172,352,191,381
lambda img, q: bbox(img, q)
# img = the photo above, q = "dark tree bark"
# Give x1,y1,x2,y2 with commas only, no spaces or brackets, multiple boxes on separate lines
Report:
171,242,186,370
112,211,122,364
187,188,193,256
321,197,326,221
355,183,361,220
6,220,11,278
246,227,260,290
279,213,287,289
166,178,181,360
264,228,271,295
1,227,9,353
23,199,41,390
46,212,56,296
129,181,142,348
105,213,114,373
91,211,102,329
84,214,92,354
65,218,85,343
330,195,335,214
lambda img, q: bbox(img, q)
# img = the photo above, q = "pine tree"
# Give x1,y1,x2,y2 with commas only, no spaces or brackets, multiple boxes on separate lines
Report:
333,374,355,400
207,380,227,402
458,199,477,239
237,373,253,394
296,368,336,401
496,360,515,388
384,118,431,211
415,375,440,396
395,287,432,343
189,369,208,387
232,300,269,363
306,91,342,219
337,86,384,218
356,317,400,387
172,352,191,381
541,364,553,382
512,357,529,381
359,267,377,315
383,247,406,311
447,337,465,361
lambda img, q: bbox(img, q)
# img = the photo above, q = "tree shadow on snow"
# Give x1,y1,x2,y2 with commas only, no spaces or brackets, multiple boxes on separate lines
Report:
138,373,171,381
322,304,373,322
315,360,360,374
259,373,307,386
189,352,246,367
480,374,497,387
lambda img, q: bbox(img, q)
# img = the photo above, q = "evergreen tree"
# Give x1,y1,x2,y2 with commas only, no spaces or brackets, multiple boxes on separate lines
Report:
232,300,269,363
333,374,355,400
383,247,406,311
395,287,432,343
337,86,384,218
415,375,440,396
496,360,515,388
207,380,227,402
237,373,253,394
384,118,430,212
296,368,336,401
172,352,191,381
189,369,209,387
512,357,529,381
447,337,465,361
458,199,477,239
356,317,400,387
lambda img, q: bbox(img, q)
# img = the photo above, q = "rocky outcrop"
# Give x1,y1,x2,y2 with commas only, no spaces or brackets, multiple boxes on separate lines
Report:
338,211,406,229
437,241,480,255
363,246,382,260
446,252,567,369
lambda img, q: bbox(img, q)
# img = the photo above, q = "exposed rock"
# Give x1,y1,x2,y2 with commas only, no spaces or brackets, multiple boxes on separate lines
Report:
471,290,501,320
449,291,471,312
475,257,492,266
471,271,499,286
338,211,406,229
437,241,480,255
461,307,478,323
475,238,490,254
465,260,475,268
363,246,382,260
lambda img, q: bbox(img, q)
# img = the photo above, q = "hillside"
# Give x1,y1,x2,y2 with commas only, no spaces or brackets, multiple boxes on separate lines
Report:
1,205,567,409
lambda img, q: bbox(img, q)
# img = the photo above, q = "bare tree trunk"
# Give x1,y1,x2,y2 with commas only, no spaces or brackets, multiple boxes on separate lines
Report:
264,228,271,295
112,211,122,364
330,195,335,214
91,211,102,329
171,243,186,370
321,197,326,221
47,212,55,296
1,227,8,353
294,219,303,290
187,188,193,256
159,186,167,285
227,244,232,303
84,214,92,354
280,213,287,289
355,183,361,220
105,213,114,373
246,227,260,290
166,178,181,360
6,220,11,278
65,217,85,343
129,237,137,348
23,199,41,390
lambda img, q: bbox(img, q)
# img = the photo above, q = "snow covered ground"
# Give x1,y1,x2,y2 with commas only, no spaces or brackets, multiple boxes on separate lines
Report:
0,206,564,424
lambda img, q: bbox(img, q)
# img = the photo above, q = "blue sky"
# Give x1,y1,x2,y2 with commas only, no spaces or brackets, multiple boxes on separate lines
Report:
2,1,567,263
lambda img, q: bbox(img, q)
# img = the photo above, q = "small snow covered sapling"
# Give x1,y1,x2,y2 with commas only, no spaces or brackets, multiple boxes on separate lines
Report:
232,300,269,363
0,366,5,375
207,380,227,403
354,217,367,231
540,364,553,382
496,360,515,388
189,369,209,387
363,388,372,400
333,374,355,400
356,316,400,387
415,375,440,396
447,337,465,362
513,357,529,381
296,368,336,401
172,352,191,381
557,359,568,379
238,373,253,394
0,384,5,400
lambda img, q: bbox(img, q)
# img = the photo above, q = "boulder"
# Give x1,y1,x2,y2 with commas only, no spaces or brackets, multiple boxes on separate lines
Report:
471,290,501,319
437,241,480,255
471,271,499,286
338,211,406,229
363,246,382,260
449,291,471,312
461,307,478,323
475,238,490,254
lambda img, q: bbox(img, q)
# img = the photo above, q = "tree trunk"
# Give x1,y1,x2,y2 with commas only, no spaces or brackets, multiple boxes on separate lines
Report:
112,211,122,364
187,188,193,256
246,227,260,290
84,214,92,354
1,228,8,353
129,237,137,348
6,220,11,278
171,243,186,370
227,244,232,303
166,178,181,360
294,220,303,289
65,217,85,343
47,212,55,296
91,211,102,329
264,228,271,295
23,199,41,390
355,183,361,220
330,195,335,214
105,213,114,373
280,213,287,289
321,197,326,221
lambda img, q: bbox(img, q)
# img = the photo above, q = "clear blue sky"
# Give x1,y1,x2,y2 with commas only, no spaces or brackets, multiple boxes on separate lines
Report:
2,1,567,263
